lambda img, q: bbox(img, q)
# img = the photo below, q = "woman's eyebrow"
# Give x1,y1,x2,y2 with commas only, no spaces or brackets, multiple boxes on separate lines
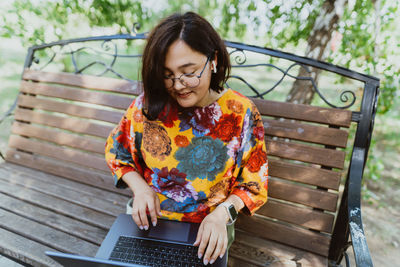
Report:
178,62,196,69
164,62,197,72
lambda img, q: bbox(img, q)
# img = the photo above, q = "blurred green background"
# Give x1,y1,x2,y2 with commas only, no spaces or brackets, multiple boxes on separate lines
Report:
0,1,399,265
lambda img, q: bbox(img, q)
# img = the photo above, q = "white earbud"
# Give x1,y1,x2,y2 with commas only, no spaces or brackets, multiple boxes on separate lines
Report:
212,62,217,73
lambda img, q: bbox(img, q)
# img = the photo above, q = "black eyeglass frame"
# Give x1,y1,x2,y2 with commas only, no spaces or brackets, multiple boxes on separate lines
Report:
164,56,211,89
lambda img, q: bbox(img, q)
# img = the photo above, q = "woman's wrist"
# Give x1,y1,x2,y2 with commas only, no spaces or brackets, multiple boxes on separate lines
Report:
213,205,230,224
227,194,245,212
121,171,149,194
215,194,245,224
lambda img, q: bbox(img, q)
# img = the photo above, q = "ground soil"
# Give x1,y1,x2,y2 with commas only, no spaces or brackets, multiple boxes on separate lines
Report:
358,172,400,266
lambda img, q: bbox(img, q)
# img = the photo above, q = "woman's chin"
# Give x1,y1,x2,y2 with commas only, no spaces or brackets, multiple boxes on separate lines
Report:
177,100,195,108
175,94,196,108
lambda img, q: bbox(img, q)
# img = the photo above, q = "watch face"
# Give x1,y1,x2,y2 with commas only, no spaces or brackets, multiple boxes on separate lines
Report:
228,205,238,220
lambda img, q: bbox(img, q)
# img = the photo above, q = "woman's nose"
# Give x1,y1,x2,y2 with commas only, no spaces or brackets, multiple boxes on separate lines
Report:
173,78,186,90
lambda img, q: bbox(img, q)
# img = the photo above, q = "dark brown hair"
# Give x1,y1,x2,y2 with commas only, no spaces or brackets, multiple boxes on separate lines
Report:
141,12,231,120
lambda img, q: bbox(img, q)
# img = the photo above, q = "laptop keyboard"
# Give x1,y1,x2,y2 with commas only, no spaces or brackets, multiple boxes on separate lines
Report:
109,236,206,267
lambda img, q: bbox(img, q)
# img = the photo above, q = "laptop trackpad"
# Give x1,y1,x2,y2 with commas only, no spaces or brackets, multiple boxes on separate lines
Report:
148,220,190,243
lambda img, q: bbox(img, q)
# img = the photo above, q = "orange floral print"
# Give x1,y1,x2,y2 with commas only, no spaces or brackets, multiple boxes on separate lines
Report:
174,135,190,147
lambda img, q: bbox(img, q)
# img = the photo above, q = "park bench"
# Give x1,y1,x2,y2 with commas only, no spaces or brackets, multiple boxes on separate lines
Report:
0,33,379,267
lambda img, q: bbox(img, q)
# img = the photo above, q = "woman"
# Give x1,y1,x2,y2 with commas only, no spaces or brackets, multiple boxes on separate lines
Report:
105,12,268,265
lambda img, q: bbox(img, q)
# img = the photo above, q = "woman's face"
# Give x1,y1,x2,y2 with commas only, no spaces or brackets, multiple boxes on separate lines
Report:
164,40,214,108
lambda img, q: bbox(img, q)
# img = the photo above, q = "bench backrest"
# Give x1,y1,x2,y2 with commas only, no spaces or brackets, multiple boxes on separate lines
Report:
5,36,379,258
6,70,136,196
7,68,350,257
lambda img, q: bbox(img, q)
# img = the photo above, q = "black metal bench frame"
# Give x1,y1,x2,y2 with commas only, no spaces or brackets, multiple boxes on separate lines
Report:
0,33,379,267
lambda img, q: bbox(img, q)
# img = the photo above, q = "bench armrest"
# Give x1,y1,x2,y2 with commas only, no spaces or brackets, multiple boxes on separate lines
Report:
347,147,373,267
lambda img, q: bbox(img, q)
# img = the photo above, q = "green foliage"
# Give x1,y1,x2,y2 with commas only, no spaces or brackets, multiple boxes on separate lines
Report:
324,0,399,186
1,0,398,188
262,0,324,47
364,140,385,182
362,139,385,202
327,0,399,115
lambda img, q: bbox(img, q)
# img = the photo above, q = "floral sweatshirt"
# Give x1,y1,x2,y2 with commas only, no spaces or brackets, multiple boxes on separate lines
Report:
105,89,268,223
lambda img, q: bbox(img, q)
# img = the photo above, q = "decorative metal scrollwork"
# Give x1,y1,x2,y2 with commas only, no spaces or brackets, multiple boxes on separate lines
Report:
229,49,247,65
29,35,358,109
227,48,356,109
31,39,143,82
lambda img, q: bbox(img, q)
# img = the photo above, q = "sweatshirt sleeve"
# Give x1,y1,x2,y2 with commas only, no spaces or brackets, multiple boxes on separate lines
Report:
105,100,143,188
231,103,269,215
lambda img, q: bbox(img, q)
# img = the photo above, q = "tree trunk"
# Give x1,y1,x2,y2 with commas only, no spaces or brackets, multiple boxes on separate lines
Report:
286,0,348,104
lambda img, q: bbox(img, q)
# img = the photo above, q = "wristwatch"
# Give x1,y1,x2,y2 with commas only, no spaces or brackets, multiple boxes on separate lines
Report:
219,202,238,225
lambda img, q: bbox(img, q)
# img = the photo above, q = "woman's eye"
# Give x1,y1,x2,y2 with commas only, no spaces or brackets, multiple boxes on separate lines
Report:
184,72,196,77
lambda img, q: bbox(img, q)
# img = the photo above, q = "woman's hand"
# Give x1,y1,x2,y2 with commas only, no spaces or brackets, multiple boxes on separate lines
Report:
193,205,229,265
131,183,162,230
122,172,161,230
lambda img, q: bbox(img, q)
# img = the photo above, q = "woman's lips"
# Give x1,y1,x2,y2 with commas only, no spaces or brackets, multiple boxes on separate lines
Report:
176,91,192,98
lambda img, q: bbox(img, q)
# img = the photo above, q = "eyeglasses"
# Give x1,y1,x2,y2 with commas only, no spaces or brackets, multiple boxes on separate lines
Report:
164,57,211,89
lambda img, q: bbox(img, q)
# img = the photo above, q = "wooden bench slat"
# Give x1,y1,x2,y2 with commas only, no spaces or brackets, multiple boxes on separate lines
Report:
269,178,338,212
20,80,134,110
0,192,106,245
0,227,62,267
267,139,346,169
0,178,114,230
228,256,275,267
0,208,99,256
5,149,130,197
12,121,105,155
1,163,128,204
263,118,349,148
23,69,142,95
235,214,330,256
233,230,327,267
253,98,352,127
256,200,334,233
229,241,297,267
14,108,113,138
269,159,341,190
8,135,110,173
0,166,125,217
7,137,338,211
17,94,124,124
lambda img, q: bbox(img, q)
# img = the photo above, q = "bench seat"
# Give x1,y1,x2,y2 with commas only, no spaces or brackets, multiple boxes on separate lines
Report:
0,163,326,267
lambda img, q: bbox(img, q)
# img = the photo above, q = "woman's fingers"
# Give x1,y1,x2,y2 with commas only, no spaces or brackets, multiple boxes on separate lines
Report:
197,227,211,261
203,230,218,265
155,196,162,216
138,203,149,230
131,206,143,230
132,200,149,230
131,192,162,230
210,232,226,263
147,199,157,227
193,223,204,248
221,233,228,258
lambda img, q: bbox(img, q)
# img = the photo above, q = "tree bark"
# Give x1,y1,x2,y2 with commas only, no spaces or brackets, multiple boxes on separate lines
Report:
286,0,348,104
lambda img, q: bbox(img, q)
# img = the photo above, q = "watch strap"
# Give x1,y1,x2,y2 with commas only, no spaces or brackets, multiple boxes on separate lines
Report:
219,202,238,225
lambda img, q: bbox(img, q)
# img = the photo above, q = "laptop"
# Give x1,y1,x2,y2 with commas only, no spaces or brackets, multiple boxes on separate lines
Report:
46,213,228,267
